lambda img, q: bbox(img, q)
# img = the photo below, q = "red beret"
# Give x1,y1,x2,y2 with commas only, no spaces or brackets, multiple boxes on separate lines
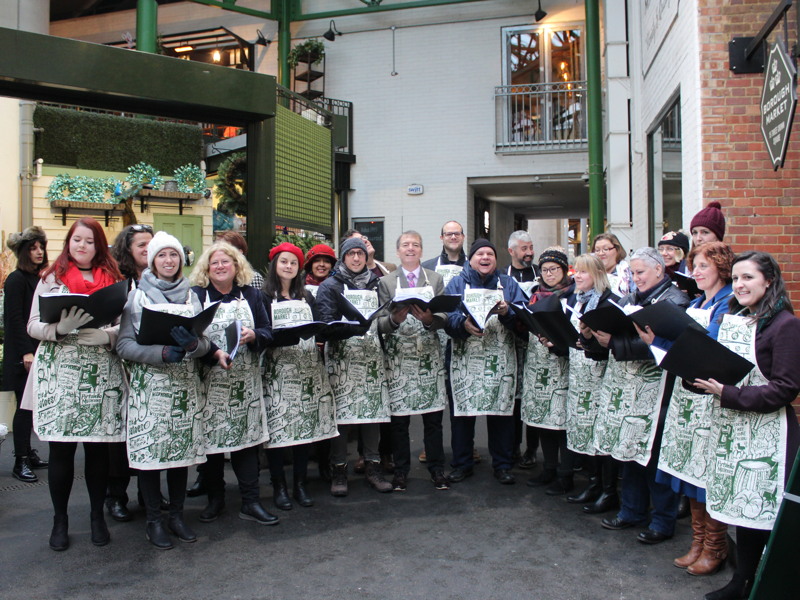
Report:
269,242,305,268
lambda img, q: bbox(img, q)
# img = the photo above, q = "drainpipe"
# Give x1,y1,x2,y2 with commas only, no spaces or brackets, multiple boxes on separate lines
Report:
585,0,605,240
20,101,35,229
136,0,158,53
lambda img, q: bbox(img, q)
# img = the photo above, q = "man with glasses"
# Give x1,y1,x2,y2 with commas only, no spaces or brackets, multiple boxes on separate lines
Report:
343,229,396,278
422,221,467,287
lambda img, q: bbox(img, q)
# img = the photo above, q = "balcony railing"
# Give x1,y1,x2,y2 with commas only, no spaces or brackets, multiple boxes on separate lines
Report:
495,81,588,152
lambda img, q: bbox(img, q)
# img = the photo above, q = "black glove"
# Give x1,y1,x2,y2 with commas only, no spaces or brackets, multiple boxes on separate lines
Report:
162,345,186,363
170,326,199,352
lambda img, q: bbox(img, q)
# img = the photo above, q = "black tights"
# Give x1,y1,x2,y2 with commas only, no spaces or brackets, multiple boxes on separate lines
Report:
48,441,109,516
138,468,188,522
12,388,33,455
734,526,770,582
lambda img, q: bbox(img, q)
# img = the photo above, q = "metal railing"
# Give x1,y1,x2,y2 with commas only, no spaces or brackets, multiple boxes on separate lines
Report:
495,81,588,152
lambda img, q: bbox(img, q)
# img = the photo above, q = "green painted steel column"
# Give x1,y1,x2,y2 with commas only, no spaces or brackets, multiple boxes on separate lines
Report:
278,0,294,89
246,118,276,270
585,0,604,239
136,0,158,53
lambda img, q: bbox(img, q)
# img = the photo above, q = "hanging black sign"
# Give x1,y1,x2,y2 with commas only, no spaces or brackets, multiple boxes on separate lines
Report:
760,40,797,170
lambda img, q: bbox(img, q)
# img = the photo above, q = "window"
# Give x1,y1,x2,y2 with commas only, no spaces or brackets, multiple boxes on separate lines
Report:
352,219,386,262
648,98,682,245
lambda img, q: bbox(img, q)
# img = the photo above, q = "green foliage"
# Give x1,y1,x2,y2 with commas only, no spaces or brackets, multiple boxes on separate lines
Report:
173,164,206,193
213,153,247,216
34,106,202,172
288,38,326,68
271,233,330,255
126,162,164,189
46,174,119,203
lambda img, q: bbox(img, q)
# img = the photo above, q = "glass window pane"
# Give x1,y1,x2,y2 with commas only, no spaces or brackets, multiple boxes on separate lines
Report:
509,32,541,85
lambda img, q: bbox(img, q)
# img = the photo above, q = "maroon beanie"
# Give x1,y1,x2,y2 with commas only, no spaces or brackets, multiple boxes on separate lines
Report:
690,201,725,241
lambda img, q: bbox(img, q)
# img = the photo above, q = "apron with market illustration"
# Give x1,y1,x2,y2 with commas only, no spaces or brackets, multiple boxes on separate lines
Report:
435,260,463,288
33,284,126,442
705,313,786,530
450,285,516,416
264,299,337,447
126,296,206,470
593,353,666,466
566,305,608,455
202,294,269,454
521,299,570,430
383,284,447,416
658,306,715,488
326,287,390,424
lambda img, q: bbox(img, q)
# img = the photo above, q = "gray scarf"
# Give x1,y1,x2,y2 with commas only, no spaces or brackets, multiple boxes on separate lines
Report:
576,288,602,313
334,261,373,290
129,269,200,332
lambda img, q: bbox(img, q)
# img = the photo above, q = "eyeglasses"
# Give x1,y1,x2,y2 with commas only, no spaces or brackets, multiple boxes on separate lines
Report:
593,246,616,254
541,267,562,275
130,224,153,233
442,231,464,238
346,250,366,257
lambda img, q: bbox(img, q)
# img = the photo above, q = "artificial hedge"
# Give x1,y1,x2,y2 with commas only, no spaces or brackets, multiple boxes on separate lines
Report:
34,105,203,172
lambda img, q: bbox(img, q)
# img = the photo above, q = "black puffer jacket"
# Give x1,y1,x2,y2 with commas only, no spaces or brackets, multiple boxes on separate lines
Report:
315,268,380,341
609,276,689,361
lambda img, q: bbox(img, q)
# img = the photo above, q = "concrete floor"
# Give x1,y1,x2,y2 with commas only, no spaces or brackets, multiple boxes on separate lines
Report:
0,419,730,600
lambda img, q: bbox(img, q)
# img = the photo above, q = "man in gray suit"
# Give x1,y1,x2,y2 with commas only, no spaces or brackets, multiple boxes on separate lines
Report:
377,231,450,491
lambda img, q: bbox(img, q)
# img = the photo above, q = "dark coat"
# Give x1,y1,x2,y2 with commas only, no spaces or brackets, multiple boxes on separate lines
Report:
421,248,467,271
315,268,380,341
2,269,40,393
192,283,272,354
568,288,620,361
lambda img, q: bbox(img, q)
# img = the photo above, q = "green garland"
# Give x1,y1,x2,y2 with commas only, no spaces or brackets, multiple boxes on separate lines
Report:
213,153,247,216
46,174,119,204
173,164,206,194
126,162,164,190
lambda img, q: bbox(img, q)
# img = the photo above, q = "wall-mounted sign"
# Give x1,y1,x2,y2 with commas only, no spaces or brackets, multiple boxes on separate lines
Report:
760,40,797,170
406,184,424,195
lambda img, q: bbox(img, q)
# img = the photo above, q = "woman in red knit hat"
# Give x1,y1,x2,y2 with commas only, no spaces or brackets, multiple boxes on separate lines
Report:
690,201,725,248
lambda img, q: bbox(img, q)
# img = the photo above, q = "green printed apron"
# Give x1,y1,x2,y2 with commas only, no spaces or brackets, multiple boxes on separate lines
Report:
434,261,463,288
705,314,786,530
566,305,607,455
450,285,516,416
521,299,570,429
326,288,390,424
32,285,126,442
384,285,446,416
658,307,715,488
593,353,666,466
202,294,269,454
264,300,337,447
126,298,206,470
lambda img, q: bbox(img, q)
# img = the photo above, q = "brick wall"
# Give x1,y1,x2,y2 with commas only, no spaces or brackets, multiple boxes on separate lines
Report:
698,0,800,301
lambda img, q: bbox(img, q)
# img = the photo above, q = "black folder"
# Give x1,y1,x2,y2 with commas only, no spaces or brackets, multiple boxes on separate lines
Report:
390,294,462,313
673,271,700,297
526,294,578,352
627,301,706,341
135,302,220,346
660,327,754,388
38,280,129,329
579,303,638,337
336,293,390,326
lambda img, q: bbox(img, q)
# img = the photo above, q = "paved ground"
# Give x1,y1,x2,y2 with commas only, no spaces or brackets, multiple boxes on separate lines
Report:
0,419,730,600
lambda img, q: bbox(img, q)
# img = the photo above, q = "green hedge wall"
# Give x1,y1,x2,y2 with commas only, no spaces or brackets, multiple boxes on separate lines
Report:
34,106,203,173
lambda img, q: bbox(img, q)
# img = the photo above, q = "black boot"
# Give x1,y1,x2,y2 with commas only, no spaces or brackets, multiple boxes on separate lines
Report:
293,479,314,507
90,511,110,546
704,574,752,600
146,519,173,550
186,470,206,497
677,494,691,519
545,476,574,496
12,455,38,483
526,468,556,487
198,494,225,523
49,514,69,551
567,477,602,504
584,458,620,514
28,448,49,469
168,513,197,543
272,477,293,510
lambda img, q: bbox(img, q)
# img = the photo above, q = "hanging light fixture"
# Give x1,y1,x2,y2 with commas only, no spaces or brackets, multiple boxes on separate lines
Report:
535,0,547,22
174,42,193,53
212,37,221,62
323,19,342,41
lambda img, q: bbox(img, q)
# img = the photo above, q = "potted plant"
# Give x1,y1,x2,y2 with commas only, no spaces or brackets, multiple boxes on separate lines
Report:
288,38,325,68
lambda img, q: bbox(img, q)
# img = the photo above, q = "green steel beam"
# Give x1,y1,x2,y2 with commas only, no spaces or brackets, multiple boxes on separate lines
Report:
279,0,294,89
136,0,157,53
246,118,277,270
185,0,276,20
292,0,488,21
585,0,605,240
0,27,275,124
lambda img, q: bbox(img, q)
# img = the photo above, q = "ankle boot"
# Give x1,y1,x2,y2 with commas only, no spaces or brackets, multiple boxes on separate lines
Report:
90,511,110,546
146,519,173,550
365,460,393,493
198,494,225,523
584,458,619,514
526,468,557,487
567,476,601,504
272,477,293,510
704,574,751,600
12,455,38,483
293,479,314,507
688,513,728,576
674,499,706,568
545,476,574,496
28,447,49,469
186,471,206,497
168,513,197,543
330,463,348,497
49,514,69,551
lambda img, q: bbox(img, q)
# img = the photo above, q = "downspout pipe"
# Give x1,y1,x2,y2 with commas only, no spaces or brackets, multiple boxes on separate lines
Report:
20,101,35,229
136,0,158,53
585,0,605,240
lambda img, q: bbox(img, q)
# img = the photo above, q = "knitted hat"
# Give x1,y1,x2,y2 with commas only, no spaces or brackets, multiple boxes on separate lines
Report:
657,231,690,254
690,202,725,241
538,247,569,271
468,238,496,259
147,231,185,270
6,225,47,256
305,243,336,267
269,242,305,268
340,236,369,258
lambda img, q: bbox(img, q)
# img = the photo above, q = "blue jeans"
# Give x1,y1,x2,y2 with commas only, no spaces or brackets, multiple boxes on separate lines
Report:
617,459,679,535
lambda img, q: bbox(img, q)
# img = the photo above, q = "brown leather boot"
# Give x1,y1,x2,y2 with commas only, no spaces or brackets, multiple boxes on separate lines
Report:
674,498,706,568
687,512,728,576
